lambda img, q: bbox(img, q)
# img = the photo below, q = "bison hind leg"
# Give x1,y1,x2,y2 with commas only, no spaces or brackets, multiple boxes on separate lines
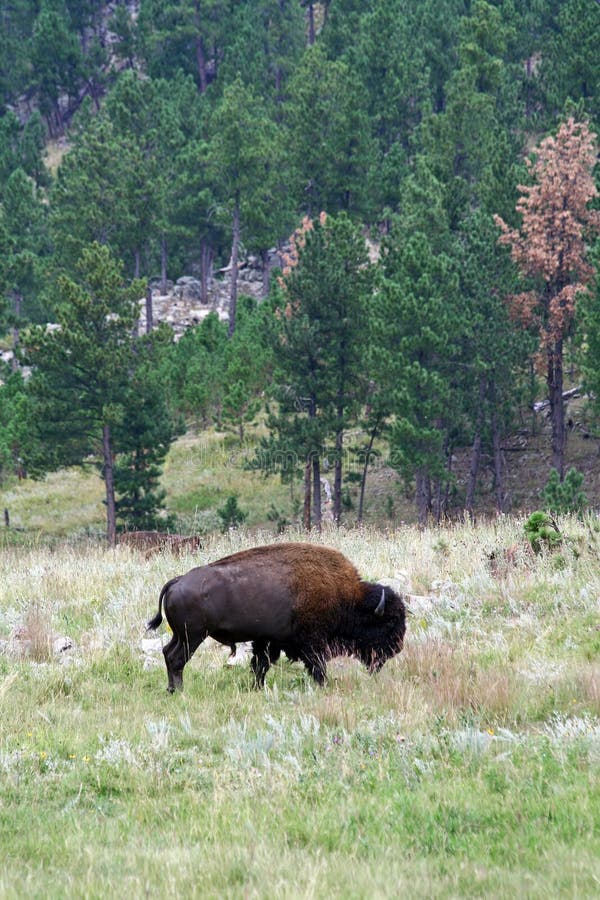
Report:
163,629,207,693
268,644,282,665
251,640,277,688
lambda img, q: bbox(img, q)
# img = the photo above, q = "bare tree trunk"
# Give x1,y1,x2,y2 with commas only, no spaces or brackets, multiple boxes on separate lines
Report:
415,468,430,527
145,282,153,334
200,238,212,304
102,424,117,546
193,3,208,93
11,293,21,373
357,423,379,525
160,236,168,295
466,376,486,514
307,3,315,44
312,454,322,531
548,339,565,479
134,249,141,279
333,408,344,524
261,248,270,298
228,197,241,338
303,459,311,530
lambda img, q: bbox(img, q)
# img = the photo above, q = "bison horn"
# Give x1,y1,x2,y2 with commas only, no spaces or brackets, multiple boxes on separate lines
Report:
374,588,386,617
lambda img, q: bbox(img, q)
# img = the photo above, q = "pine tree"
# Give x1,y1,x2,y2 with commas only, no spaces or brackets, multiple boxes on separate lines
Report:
30,1,84,134
541,0,600,123
50,114,141,274
284,45,376,220
494,117,600,479
209,76,284,335
21,243,146,544
137,0,229,92
0,168,50,345
377,228,463,525
457,211,534,512
0,371,34,482
113,332,179,532
266,213,372,527
221,296,272,441
218,1,305,106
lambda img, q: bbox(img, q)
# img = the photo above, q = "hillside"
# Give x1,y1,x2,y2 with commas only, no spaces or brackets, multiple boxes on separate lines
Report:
1,1,600,537
1,391,599,542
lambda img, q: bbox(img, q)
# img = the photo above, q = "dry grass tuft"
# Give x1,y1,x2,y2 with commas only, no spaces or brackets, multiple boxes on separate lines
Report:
402,637,523,721
22,601,54,661
311,691,358,731
576,666,600,715
403,638,477,714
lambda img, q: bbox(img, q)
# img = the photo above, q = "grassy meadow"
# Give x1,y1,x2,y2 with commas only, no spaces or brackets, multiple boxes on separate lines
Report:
1,521,600,898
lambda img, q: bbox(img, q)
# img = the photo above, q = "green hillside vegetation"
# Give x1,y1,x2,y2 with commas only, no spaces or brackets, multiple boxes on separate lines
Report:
1,1,600,539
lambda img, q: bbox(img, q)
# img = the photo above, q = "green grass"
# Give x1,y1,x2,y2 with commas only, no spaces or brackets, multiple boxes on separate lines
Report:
1,522,600,897
0,429,297,540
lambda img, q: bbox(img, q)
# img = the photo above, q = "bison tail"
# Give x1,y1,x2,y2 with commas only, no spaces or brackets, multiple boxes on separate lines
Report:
147,576,181,631
146,610,163,631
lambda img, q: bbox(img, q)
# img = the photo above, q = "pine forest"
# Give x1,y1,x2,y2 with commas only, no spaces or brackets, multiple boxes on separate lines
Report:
1,0,600,539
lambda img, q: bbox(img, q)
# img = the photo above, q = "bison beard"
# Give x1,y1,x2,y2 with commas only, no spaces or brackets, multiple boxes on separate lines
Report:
147,543,406,691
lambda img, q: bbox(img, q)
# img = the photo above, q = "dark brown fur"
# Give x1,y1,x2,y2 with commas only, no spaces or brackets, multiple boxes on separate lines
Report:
209,543,363,626
148,542,406,691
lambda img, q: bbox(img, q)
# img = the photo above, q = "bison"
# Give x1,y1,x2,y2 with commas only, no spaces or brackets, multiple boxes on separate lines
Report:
147,542,406,690
118,531,202,558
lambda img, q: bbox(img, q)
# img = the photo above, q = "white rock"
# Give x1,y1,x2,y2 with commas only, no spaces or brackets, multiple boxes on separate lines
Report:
53,636,73,654
141,637,165,654
226,642,253,666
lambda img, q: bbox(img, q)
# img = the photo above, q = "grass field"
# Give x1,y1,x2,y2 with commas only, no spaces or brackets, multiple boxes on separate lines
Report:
1,521,600,897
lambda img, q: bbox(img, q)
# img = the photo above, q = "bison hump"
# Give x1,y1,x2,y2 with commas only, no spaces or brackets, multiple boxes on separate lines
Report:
209,543,363,628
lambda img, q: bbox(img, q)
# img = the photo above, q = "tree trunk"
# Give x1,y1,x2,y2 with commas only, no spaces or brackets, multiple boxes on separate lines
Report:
307,3,315,44
465,375,486,514
415,467,430,527
303,459,311,530
102,424,117,546
490,382,505,513
11,293,21,373
312,454,322,531
228,197,240,338
357,423,379,525
193,3,208,93
261,248,270,298
160,235,168,295
333,424,343,525
547,338,565,479
145,281,153,334
134,248,141,279
200,238,212,304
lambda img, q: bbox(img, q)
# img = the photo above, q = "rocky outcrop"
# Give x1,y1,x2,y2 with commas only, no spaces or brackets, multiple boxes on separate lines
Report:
139,253,278,338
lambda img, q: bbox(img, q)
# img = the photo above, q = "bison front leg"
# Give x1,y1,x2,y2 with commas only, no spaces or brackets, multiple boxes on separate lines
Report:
300,648,327,686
